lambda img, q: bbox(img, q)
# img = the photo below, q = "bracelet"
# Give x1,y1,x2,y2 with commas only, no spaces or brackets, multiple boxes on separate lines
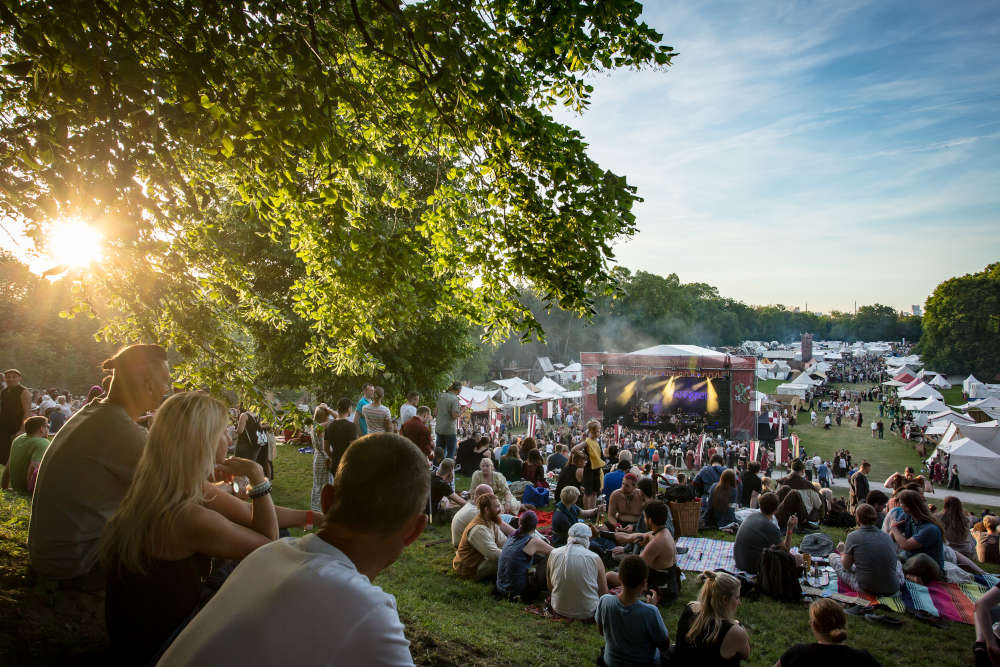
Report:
249,479,272,499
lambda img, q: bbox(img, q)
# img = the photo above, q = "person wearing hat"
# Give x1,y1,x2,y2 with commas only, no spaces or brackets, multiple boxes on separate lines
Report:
1,368,32,465
435,381,462,460
496,510,552,600
548,522,608,620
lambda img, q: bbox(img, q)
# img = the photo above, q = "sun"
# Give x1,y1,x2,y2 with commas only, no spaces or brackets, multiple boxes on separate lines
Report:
46,219,103,268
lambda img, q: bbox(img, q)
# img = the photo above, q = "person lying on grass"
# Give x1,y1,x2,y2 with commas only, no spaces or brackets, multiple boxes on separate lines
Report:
595,555,670,667
774,598,880,667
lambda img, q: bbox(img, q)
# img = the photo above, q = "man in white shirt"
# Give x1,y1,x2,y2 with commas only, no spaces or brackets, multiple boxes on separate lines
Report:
157,433,429,666
399,391,419,426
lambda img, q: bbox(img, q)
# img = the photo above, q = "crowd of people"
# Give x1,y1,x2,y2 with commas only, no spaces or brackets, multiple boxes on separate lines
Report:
2,346,1000,666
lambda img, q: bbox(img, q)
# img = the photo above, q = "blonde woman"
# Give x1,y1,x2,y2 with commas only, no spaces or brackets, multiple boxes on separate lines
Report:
101,392,279,666
571,420,606,509
674,570,751,665
310,403,334,512
470,457,519,514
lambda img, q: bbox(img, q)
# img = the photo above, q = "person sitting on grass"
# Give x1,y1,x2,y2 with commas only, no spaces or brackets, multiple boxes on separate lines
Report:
498,444,523,482
775,598,880,667
521,448,547,487
548,522,608,620
974,580,1000,666
453,493,508,581
602,458,631,503
740,461,762,508
431,458,466,517
972,515,1000,564
595,555,670,667
692,454,726,496
157,432,428,666
776,459,824,529
608,501,679,602
1,415,49,494
830,503,902,597
101,392,280,667
734,491,800,574
890,489,946,584
607,472,645,530
938,496,976,561
866,490,889,528
674,570,751,665
551,485,601,548
496,510,552,601
451,484,507,548
470,457,519,514
702,468,739,530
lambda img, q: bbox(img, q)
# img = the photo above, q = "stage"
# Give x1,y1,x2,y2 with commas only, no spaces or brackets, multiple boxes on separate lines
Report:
581,345,757,440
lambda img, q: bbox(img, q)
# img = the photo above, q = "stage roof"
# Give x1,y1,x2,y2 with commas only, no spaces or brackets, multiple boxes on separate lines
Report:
628,344,725,357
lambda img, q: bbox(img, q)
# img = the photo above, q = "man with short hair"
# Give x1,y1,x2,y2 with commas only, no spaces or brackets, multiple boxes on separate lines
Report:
595,555,670,667
399,391,419,427
157,433,429,665
831,503,902,596
606,501,678,595
776,458,823,529
29,344,170,585
734,491,798,574
451,483,507,548
1,415,49,494
602,459,631,502
353,383,374,435
692,454,726,496
607,473,644,528
434,381,462,460
546,444,568,472
1,368,32,465
400,406,434,462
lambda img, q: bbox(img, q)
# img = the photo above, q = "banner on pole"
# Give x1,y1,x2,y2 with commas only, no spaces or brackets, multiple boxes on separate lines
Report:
527,413,537,436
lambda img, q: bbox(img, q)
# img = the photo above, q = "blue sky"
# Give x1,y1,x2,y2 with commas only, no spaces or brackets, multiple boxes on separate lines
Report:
552,0,1000,314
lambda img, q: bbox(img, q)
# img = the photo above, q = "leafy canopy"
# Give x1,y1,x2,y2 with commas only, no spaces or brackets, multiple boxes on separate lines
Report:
0,0,674,394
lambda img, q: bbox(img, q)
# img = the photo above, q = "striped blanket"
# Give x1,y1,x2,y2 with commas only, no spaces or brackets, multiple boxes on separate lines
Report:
674,537,999,625
818,570,999,625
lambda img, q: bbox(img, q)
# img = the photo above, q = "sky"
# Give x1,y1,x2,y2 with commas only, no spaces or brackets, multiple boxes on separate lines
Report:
551,0,1000,314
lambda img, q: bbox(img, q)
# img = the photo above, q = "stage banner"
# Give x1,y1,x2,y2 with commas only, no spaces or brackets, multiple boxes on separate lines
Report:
527,413,537,436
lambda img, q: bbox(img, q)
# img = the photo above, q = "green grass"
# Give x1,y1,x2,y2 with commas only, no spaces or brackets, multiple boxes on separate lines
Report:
939,386,965,407
1,434,997,666
757,379,785,395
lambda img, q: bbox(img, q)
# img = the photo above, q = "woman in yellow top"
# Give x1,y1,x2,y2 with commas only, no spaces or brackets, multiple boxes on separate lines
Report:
572,420,606,509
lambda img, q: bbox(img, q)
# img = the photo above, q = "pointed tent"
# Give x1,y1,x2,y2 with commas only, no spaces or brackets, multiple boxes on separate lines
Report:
534,376,568,396
903,377,924,391
898,382,943,401
927,374,952,389
964,375,981,394
893,371,917,384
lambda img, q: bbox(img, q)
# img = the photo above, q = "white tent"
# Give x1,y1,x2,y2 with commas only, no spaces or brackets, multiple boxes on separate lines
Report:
898,382,943,401
964,375,981,394
491,377,529,388
790,372,819,387
561,390,582,399
929,438,1000,488
902,397,950,426
927,374,952,389
534,376,568,396
458,386,500,406
775,383,808,398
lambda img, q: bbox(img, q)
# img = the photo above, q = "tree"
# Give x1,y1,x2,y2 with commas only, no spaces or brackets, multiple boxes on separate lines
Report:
0,1,675,396
918,264,1000,379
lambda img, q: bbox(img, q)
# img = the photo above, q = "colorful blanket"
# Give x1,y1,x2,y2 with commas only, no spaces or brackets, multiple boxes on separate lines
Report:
819,570,999,625
674,537,739,574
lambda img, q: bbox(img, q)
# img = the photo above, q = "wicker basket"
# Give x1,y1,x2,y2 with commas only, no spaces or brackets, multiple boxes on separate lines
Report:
669,500,700,537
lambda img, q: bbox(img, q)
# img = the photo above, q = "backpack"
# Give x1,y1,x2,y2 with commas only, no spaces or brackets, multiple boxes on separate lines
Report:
757,546,802,602
256,425,269,447
663,484,695,503
522,485,549,508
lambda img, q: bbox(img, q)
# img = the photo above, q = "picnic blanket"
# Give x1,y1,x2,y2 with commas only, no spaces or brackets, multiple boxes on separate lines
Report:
534,510,553,528
674,537,739,574
817,569,999,625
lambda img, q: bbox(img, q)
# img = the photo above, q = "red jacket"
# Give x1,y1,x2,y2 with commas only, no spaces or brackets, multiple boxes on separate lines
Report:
400,416,434,461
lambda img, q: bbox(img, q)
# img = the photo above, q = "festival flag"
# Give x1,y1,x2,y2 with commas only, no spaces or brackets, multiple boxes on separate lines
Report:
527,413,537,436
791,434,800,459
513,404,520,425
749,440,758,463
614,423,621,446
768,410,779,429
544,400,553,419
694,434,705,468
489,409,499,436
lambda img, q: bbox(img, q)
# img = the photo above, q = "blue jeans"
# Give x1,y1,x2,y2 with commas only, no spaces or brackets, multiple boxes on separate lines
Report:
436,433,457,460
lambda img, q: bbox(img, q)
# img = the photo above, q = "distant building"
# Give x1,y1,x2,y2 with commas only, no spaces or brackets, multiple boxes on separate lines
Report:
912,305,922,316
531,356,556,382
801,333,813,364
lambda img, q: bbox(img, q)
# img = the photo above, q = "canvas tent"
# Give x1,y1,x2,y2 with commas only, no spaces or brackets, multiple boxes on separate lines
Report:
964,375,981,395
893,371,917,384
927,373,952,389
928,438,1000,488
534,376,568,396
898,382,943,401
901,397,950,426
775,383,808,398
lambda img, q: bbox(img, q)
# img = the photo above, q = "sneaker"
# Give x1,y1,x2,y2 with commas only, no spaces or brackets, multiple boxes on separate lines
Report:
675,546,689,555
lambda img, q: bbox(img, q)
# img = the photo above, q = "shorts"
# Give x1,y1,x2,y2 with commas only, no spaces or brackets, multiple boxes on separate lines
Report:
582,468,601,495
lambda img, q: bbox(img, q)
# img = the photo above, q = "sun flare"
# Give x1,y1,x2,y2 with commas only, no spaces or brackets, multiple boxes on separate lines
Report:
46,220,103,268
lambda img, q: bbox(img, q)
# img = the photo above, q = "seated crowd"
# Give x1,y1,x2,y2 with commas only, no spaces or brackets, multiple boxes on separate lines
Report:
6,351,1000,667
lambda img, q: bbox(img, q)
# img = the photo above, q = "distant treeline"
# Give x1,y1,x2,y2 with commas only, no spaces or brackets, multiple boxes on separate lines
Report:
488,269,922,372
